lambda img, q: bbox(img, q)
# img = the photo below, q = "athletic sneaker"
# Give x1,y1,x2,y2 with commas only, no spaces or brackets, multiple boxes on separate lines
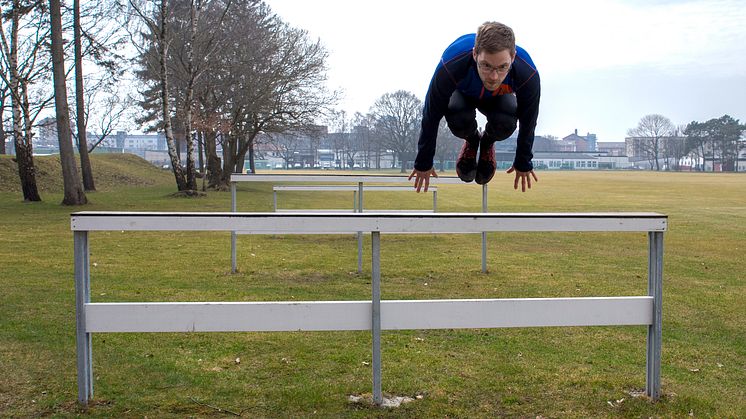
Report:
475,140,496,185
455,140,478,182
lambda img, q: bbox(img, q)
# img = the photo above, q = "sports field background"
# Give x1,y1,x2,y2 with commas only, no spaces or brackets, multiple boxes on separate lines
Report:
1,154,744,417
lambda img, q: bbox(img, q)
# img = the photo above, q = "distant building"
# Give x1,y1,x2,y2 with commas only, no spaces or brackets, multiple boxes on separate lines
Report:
596,141,627,156
532,152,599,170
115,131,166,152
532,135,562,152
35,118,169,157
561,129,597,152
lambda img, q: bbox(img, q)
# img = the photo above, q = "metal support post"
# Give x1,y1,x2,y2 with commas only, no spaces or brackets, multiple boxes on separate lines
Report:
481,183,488,273
273,189,278,211
433,190,438,212
371,231,382,406
231,182,237,273
646,231,663,400
74,231,93,404
357,182,364,274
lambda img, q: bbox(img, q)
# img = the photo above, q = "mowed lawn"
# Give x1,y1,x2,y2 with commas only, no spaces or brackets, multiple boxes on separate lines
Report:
1,164,744,417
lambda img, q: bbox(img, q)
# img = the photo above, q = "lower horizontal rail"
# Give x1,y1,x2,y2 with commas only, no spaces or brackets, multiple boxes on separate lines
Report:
86,297,653,333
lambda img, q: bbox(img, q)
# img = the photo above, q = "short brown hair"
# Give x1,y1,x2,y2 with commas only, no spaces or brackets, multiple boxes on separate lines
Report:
474,21,515,55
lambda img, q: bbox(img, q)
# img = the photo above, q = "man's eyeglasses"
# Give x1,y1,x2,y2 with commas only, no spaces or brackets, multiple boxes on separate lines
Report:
478,62,511,74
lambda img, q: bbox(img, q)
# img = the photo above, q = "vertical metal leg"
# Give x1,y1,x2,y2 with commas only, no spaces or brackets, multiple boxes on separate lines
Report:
646,231,663,400
273,190,278,211
231,182,237,273
74,231,93,404
357,234,363,274
358,182,363,212
371,231,382,406
357,182,364,274
481,184,488,273
433,190,438,212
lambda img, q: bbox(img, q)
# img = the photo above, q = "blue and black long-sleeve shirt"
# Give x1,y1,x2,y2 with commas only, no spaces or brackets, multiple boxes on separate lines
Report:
414,34,541,172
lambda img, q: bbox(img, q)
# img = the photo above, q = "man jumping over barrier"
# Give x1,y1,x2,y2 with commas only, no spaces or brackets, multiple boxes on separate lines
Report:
409,21,541,192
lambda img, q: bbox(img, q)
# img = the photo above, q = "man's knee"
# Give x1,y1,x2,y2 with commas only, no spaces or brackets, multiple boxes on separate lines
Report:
446,111,478,139
445,90,478,139
486,113,518,141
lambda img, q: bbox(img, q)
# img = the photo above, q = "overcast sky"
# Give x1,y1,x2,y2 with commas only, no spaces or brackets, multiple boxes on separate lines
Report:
265,0,746,141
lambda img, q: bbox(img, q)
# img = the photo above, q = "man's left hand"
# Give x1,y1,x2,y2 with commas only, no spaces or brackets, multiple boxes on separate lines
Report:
408,167,438,192
506,166,538,192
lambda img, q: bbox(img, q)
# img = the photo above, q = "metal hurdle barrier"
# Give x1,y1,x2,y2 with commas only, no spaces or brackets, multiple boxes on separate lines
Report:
231,174,490,274
272,185,438,213
71,211,666,406
271,184,438,273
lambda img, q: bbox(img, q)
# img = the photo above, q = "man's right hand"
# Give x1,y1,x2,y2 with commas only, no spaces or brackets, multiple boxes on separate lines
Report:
408,168,438,192
506,166,538,192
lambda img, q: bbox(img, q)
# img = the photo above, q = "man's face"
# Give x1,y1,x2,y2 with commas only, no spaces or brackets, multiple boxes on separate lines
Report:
473,49,515,91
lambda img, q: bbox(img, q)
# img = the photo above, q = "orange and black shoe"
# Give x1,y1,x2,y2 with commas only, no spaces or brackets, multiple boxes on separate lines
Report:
475,140,496,185
455,140,478,183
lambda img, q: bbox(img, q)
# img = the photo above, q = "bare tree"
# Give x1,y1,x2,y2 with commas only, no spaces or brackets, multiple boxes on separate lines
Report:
72,0,94,190
0,87,7,154
660,125,694,171
351,112,373,169
205,3,335,182
65,0,129,160
370,90,422,173
268,132,302,169
50,0,86,204
237,20,336,176
170,0,232,189
0,0,51,201
434,119,461,172
132,0,335,188
80,87,134,152
627,114,674,171
127,0,187,191
327,109,351,168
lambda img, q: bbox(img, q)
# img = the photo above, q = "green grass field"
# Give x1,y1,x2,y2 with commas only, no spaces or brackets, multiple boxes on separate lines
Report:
1,154,744,417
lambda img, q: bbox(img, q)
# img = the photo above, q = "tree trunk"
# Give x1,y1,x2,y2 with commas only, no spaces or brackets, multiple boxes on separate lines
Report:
218,133,237,186
204,130,223,188
74,0,95,191
8,5,40,200
711,139,716,172
235,132,252,174
248,146,255,173
159,0,187,191
182,0,201,191
50,0,87,205
0,92,6,155
13,128,40,201
197,130,204,174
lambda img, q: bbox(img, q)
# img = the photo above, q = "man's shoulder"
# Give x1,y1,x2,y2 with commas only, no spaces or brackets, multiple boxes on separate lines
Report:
442,34,475,63
515,45,537,71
